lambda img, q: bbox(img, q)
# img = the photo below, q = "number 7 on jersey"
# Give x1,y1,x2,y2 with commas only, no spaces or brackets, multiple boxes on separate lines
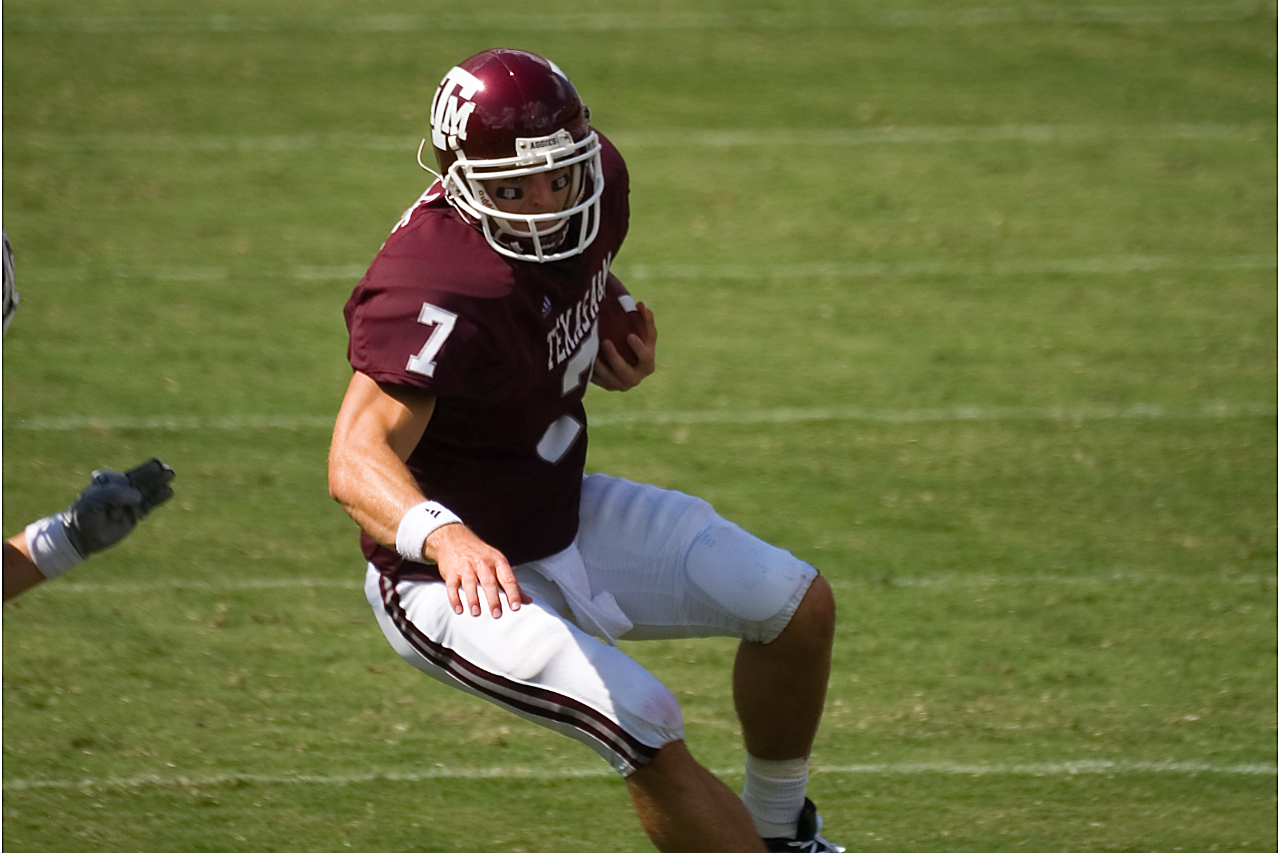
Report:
406,303,458,378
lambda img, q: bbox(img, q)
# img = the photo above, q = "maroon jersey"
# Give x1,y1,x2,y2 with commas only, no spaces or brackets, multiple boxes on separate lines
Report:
344,133,630,577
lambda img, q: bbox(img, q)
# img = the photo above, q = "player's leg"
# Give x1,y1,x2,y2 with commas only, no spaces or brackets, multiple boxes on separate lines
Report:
733,575,838,849
366,564,773,852
733,575,835,761
626,740,766,853
576,474,841,850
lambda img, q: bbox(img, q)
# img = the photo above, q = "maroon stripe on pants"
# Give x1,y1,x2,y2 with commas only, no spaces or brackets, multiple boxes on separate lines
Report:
379,574,658,774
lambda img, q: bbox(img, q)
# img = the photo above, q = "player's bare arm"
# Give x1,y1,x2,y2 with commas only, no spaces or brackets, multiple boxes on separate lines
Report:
328,372,527,618
593,301,657,392
328,372,435,543
3,541,46,600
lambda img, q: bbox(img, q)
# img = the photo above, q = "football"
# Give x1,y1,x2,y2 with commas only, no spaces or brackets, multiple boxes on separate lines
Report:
597,279,645,367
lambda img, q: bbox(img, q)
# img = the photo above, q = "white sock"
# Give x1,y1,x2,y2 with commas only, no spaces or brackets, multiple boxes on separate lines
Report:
741,754,809,838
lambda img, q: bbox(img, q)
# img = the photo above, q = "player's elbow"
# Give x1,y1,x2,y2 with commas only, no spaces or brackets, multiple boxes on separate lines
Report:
326,468,343,506
326,444,358,509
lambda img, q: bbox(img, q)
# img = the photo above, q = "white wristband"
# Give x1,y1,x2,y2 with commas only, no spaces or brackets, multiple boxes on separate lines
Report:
395,500,462,563
23,515,84,579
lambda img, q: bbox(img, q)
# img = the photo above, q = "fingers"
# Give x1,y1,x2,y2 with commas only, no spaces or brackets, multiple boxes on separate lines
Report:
637,301,657,348
127,458,175,491
627,301,657,373
595,343,653,390
445,573,465,616
472,554,528,617
592,302,656,392
591,343,628,390
449,567,512,618
593,337,654,390
462,570,483,617
430,525,526,618
126,458,176,514
495,561,533,606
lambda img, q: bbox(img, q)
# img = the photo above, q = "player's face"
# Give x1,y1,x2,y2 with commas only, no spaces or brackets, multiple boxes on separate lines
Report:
484,167,575,216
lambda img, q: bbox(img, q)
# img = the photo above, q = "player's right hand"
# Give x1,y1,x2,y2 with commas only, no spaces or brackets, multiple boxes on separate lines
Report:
592,301,657,392
427,524,531,619
61,458,175,558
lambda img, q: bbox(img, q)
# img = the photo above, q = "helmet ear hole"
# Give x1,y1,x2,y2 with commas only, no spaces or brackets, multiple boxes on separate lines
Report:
427,49,604,262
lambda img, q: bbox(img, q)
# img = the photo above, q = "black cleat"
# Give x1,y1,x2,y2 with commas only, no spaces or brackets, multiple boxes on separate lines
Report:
763,798,846,852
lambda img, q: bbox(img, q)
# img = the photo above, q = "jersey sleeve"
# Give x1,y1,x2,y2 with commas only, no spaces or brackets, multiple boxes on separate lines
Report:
344,213,504,400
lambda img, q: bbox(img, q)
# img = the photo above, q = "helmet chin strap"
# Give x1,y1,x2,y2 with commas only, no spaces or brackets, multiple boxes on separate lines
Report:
416,139,443,181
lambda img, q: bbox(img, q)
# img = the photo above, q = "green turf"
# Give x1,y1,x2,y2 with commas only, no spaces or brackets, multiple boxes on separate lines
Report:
4,1,1276,850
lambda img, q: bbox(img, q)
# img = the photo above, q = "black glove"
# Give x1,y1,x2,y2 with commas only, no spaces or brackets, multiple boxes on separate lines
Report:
61,458,175,558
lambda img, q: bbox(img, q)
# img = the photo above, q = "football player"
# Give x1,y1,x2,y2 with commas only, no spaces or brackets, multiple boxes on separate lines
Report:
328,49,843,853
2,230,176,600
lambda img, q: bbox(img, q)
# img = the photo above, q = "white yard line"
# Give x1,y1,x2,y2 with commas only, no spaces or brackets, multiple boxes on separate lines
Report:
8,414,340,432
42,569,1274,596
7,401,1274,433
9,123,1271,153
587,402,1277,427
5,759,1273,792
5,5,1267,33
17,253,1275,287
617,254,1277,281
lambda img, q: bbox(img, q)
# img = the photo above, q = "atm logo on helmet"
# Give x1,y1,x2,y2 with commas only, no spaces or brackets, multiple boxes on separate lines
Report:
430,66,483,152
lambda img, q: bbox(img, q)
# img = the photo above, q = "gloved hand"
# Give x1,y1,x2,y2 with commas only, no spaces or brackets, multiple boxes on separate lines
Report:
61,458,175,558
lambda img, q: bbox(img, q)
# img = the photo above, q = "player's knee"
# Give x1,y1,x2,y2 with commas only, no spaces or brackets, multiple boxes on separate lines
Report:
616,675,684,740
685,519,814,624
786,574,836,647
626,738,696,786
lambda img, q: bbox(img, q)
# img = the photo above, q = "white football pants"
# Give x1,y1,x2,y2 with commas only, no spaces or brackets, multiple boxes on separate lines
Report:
365,473,817,776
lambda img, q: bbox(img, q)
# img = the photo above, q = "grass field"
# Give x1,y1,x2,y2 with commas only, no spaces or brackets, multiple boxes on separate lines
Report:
3,1,1276,851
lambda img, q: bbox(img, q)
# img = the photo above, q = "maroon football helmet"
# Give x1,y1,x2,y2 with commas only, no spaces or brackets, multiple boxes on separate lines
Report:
422,49,604,263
